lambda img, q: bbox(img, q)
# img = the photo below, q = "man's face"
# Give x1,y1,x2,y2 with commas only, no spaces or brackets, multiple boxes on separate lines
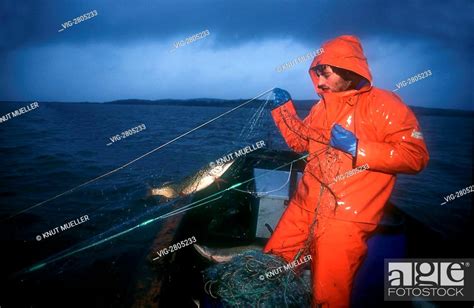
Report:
315,65,352,93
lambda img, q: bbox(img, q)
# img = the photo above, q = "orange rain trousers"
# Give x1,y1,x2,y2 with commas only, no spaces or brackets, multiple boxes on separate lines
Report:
264,200,377,307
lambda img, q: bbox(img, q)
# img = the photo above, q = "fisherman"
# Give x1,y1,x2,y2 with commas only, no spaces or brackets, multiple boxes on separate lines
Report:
264,35,429,307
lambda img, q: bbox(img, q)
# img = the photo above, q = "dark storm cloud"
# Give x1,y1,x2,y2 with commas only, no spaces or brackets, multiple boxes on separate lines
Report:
0,0,472,109
1,0,472,51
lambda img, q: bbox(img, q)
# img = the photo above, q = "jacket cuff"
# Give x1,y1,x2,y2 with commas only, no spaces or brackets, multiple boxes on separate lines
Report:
354,138,372,168
352,140,359,168
271,100,295,114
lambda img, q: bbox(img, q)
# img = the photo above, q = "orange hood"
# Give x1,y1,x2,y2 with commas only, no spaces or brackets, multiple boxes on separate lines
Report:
309,35,373,95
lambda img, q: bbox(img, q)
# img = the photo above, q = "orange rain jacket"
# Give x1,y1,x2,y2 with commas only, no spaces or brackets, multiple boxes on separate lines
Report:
271,35,429,225
265,35,429,307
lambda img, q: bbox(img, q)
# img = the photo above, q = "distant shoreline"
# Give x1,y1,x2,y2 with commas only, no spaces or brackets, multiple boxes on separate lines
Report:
0,99,473,117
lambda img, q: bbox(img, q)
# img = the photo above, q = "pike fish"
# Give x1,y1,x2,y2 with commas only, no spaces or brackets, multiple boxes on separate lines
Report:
149,160,235,199
193,243,263,263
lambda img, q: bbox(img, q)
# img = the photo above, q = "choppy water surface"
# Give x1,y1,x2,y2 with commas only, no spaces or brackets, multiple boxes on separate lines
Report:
0,100,472,305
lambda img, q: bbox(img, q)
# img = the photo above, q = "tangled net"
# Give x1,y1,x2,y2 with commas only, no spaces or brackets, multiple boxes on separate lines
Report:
203,250,311,307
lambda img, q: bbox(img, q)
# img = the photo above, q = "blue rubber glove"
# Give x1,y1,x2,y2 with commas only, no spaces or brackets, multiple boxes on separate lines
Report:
271,88,291,108
330,124,357,157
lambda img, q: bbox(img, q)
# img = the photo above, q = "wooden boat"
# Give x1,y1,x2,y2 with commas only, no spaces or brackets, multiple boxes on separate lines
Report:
130,148,463,307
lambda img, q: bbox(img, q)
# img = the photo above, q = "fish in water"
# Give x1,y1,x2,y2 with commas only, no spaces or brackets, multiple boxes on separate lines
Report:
193,243,263,263
149,160,235,199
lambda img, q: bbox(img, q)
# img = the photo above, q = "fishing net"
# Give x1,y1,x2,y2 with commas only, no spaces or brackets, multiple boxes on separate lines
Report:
203,250,311,307
274,104,346,213
14,90,278,275
11,89,330,307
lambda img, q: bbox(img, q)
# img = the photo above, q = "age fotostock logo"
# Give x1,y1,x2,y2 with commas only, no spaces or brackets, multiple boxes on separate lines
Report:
384,259,474,301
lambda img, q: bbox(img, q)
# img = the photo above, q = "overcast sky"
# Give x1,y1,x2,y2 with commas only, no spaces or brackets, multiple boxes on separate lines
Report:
1,0,472,109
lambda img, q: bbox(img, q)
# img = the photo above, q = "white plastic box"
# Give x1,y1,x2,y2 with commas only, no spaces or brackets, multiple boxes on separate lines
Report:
253,168,302,238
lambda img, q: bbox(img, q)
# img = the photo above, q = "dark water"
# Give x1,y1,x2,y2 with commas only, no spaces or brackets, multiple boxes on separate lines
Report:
0,100,472,306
